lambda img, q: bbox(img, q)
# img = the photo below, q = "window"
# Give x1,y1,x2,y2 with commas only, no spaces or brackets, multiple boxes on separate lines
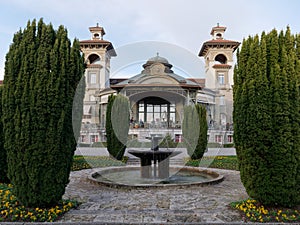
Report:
88,54,101,64
137,99,176,128
219,96,225,105
215,54,227,64
89,95,95,101
220,113,227,125
90,135,98,143
90,73,96,84
215,135,222,143
218,73,225,85
227,135,233,143
80,135,86,143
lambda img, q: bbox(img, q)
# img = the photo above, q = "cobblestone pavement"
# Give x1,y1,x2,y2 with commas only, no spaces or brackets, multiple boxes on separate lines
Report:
59,167,248,223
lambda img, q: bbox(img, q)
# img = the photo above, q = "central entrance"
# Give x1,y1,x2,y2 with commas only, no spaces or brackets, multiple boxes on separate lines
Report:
137,97,176,129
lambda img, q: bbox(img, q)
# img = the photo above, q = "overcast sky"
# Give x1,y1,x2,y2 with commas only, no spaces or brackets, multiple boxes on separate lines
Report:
1,0,300,80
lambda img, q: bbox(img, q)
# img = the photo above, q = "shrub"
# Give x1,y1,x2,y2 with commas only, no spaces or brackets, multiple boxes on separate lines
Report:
159,133,177,148
105,94,130,160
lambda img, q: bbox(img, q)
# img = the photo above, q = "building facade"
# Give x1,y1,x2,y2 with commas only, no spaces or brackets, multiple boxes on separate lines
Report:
79,24,239,145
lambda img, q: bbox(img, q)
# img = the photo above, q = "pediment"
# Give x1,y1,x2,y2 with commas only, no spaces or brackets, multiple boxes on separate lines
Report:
135,74,180,85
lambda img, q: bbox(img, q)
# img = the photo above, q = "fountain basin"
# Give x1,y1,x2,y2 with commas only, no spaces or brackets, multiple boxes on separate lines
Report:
89,166,224,188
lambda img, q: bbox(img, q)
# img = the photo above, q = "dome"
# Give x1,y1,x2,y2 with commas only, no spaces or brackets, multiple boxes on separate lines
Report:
147,55,169,64
142,53,172,69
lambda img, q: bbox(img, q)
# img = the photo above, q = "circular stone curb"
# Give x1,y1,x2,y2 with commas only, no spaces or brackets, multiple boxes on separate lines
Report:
88,166,224,189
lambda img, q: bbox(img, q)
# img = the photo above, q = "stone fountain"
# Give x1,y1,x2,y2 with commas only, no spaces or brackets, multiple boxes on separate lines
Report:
89,134,224,187
128,134,181,179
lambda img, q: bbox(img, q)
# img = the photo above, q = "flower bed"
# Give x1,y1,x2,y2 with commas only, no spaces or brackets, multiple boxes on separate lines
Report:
230,198,300,223
0,183,78,222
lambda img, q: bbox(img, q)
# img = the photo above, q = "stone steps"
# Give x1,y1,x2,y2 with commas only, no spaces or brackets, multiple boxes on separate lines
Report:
126,157,185,166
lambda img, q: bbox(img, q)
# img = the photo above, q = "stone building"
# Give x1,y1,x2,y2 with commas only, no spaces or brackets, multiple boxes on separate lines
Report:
198,24,240,143
79,24,239,145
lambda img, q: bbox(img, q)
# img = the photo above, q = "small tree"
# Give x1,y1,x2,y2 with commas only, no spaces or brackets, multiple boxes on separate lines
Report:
106,94,130,160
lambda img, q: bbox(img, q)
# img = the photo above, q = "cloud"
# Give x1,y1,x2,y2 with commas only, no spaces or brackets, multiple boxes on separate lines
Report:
1,0,300,80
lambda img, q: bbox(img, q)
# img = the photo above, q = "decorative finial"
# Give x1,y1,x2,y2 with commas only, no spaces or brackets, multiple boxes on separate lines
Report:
217,23,219,27
96,23,99,27
156,52,159,57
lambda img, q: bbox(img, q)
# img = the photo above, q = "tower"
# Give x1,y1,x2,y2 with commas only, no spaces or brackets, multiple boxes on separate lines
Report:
79,24,116,143
198,24,240,129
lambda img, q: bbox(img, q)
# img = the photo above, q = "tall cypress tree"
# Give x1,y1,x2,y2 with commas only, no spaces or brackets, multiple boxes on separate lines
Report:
2,19,85,207
105,94,130,160
0,86,9,183
234,28,300,207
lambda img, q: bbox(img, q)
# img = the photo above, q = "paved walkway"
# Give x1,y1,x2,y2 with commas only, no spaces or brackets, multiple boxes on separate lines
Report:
60,167,248,223
75,147,236,157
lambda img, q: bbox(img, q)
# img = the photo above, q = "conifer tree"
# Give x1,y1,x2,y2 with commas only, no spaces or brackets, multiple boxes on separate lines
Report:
194,104,208,159
0,86,9,183
182,105,200,159
105,94,130,160
234,27,300,207
2,19,85,207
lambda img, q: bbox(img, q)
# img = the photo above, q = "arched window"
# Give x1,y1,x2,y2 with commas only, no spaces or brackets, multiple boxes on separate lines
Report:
215,54,227,64
216,33,222,39
88,54,101,64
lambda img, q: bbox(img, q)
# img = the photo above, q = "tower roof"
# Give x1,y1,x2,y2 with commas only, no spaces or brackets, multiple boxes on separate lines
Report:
210,23,226,35
80,23,116,56
198,39,240,56
198,24,240,57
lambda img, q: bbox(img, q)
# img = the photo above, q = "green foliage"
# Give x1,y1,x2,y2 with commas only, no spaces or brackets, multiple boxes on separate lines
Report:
194,104,208,159
71,156,127,171
105,94,130,160
182,105,199,159
234,27,300,207
2,19,85,207
0,87,9,183
185,156,239,170
182,104,208,160
159,133,177,148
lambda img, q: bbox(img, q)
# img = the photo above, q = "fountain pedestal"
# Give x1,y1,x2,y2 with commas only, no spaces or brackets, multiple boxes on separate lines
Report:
128,150,181,179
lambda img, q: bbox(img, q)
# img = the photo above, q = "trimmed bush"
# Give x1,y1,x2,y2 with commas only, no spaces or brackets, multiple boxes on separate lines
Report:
105,94,130,160
233,27,300,207
182,104,208,160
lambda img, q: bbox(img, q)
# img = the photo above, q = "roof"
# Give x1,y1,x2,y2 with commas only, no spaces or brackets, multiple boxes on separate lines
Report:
80,39,117,56
0,80,3,85
198,39,240,56
210,26,226,35
109,55,202,91
89,25,105,35
187,78,205,87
